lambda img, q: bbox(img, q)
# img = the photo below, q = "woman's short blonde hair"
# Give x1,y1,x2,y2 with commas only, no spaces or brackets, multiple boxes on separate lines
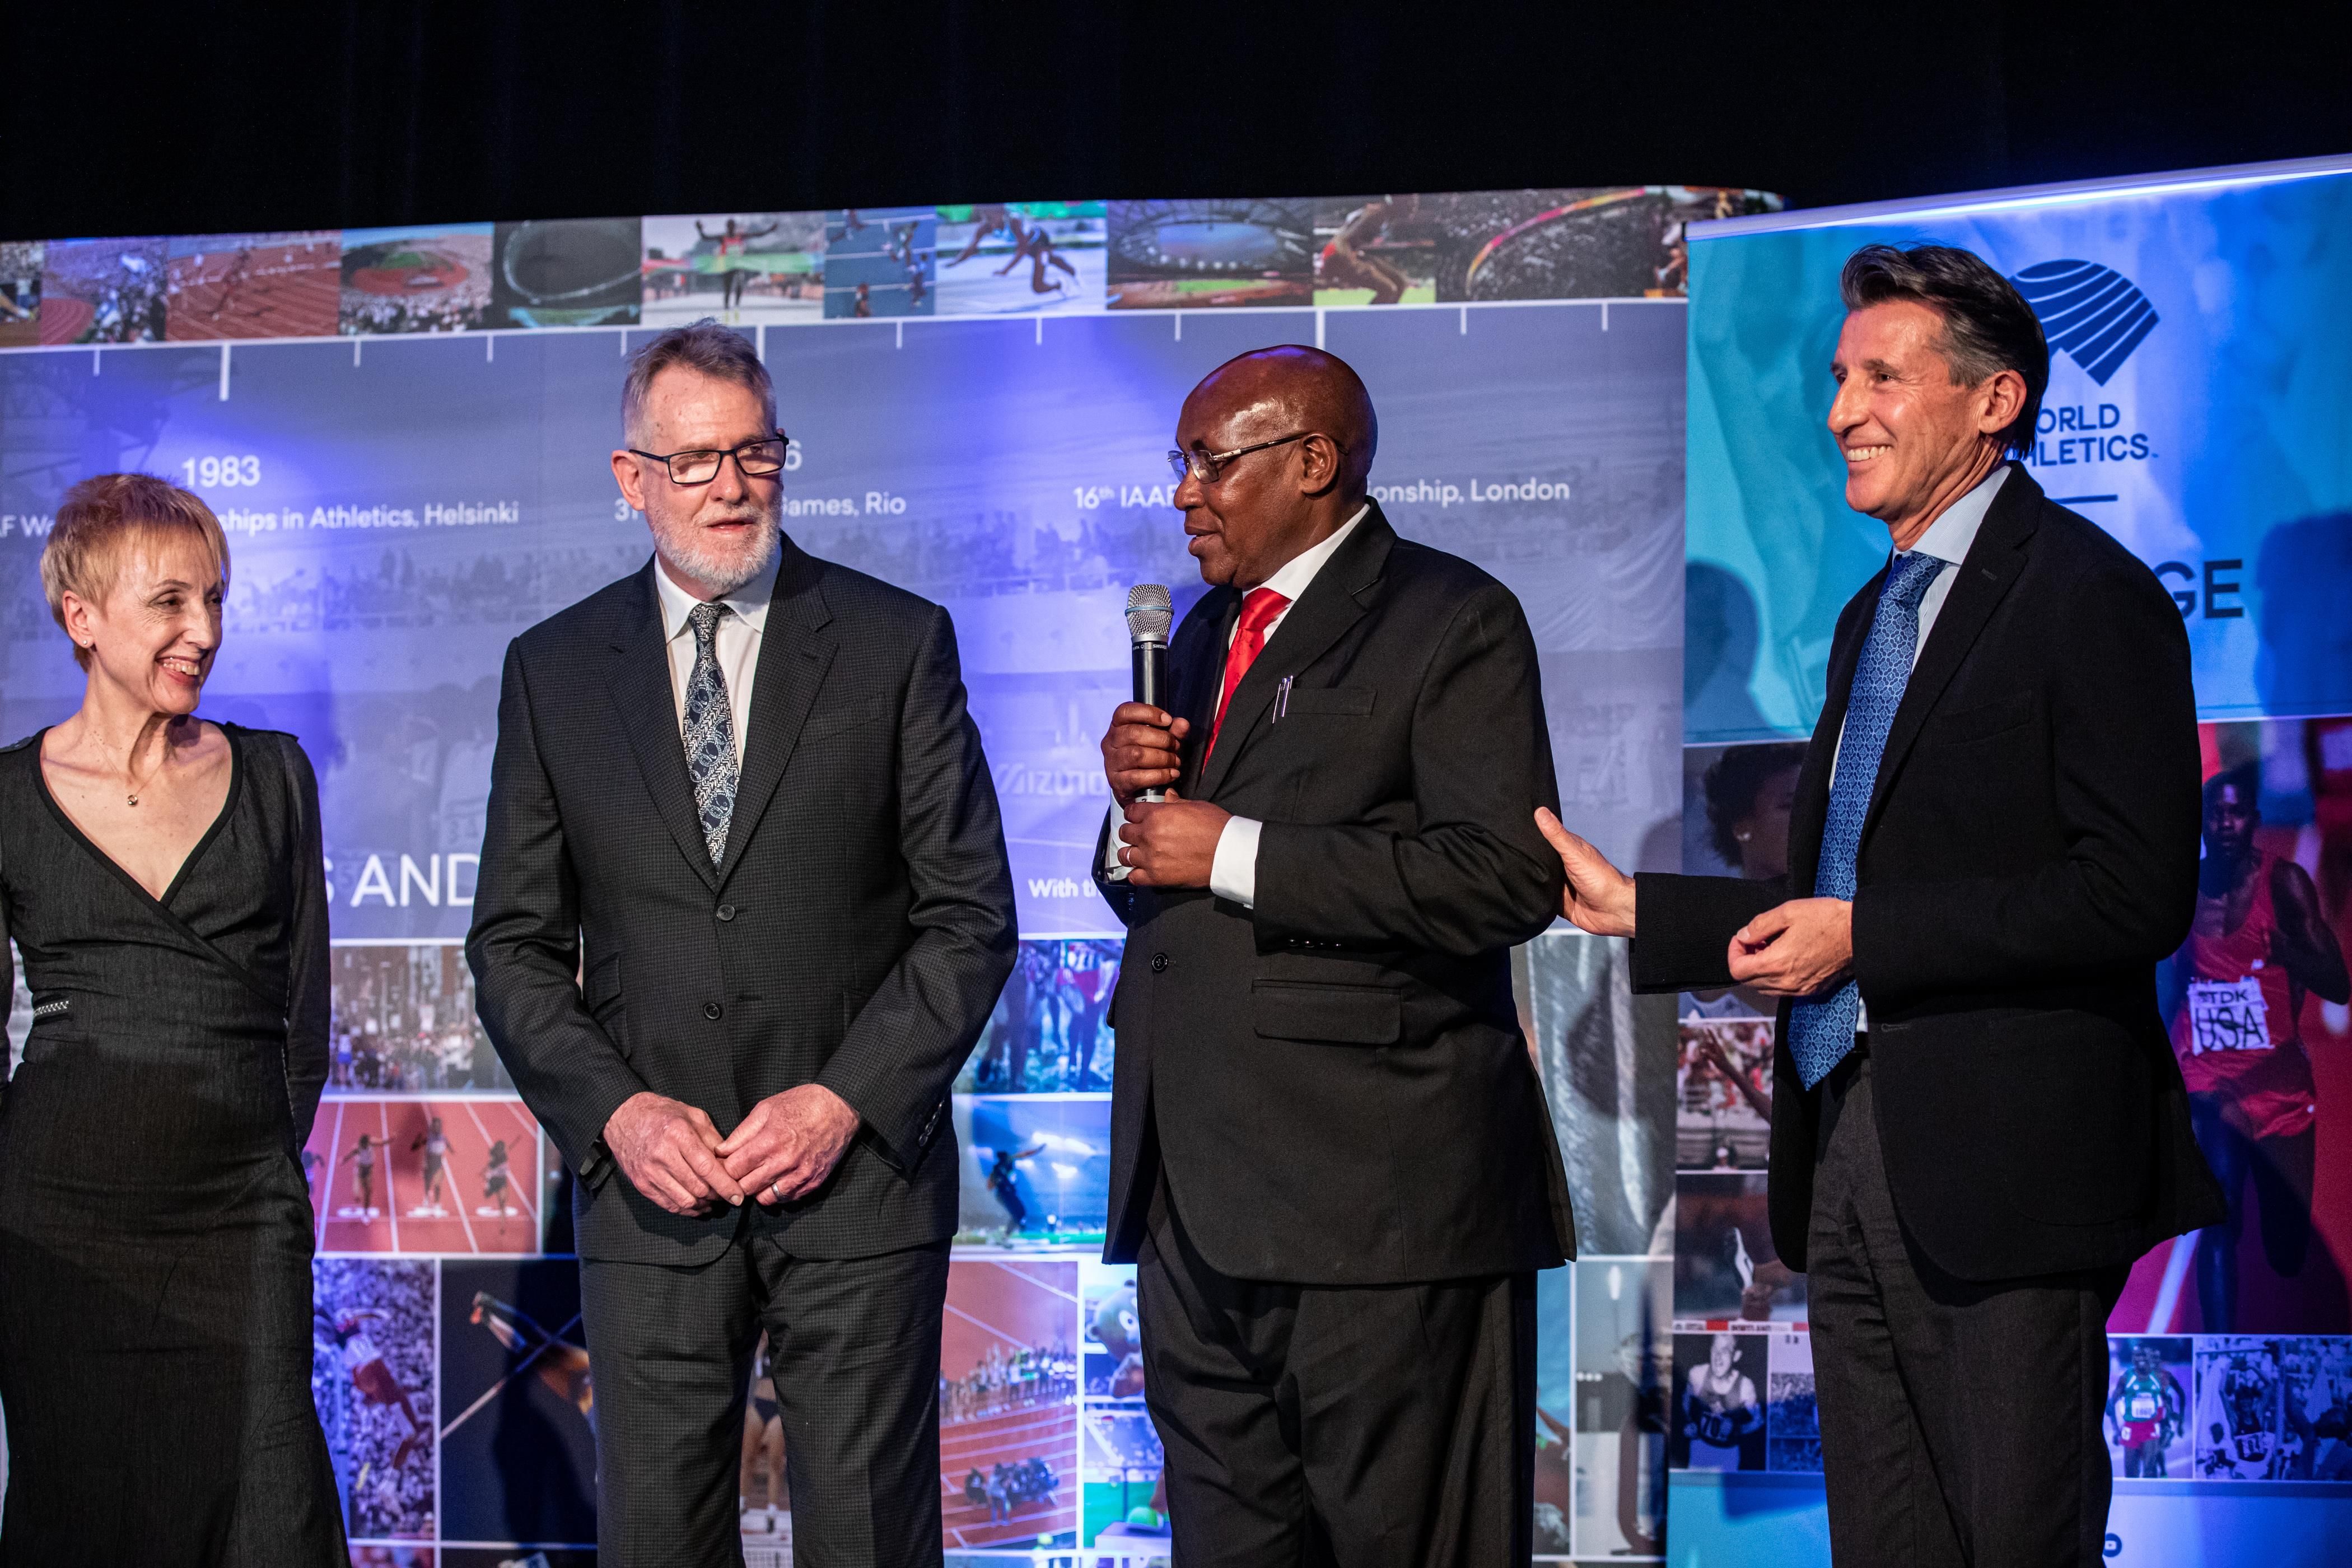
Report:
40,473,231,671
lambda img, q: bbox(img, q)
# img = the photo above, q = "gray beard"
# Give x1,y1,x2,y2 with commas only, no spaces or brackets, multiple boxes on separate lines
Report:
653,511,781,595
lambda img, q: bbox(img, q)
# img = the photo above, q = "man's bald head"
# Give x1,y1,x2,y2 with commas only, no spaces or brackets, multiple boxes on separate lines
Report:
1183,346,1378,497
1172,346,1380,590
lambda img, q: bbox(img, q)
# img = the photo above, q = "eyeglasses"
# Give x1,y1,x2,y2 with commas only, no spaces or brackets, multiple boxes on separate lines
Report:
1165,431,1344,486
629,432,790,485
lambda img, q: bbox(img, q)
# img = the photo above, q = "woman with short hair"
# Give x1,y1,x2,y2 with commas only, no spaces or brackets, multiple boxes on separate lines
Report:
0,472,344,1563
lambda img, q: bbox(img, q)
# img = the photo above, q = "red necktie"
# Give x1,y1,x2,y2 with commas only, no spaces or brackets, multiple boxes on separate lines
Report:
1203,587,1290,764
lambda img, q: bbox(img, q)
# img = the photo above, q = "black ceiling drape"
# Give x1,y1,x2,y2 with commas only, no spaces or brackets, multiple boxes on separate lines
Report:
6,1,2346,238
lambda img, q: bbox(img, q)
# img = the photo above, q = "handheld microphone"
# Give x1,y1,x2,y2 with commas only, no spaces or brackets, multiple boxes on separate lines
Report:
1125,584,1173,802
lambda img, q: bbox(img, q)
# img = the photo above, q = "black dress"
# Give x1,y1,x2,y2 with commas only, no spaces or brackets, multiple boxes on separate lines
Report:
0,722,346,1565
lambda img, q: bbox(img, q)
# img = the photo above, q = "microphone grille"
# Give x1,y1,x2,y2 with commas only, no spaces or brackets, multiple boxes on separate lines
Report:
1125,583,1173,643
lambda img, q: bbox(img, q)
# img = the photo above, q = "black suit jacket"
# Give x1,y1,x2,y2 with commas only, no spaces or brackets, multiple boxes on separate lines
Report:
1095,505,1577,1285
1634,468,2225,1281
466,544,1016,1266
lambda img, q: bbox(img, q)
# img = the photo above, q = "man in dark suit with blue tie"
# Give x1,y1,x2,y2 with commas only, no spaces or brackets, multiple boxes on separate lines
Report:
468,322,1016,1565
1541,246,2224,1566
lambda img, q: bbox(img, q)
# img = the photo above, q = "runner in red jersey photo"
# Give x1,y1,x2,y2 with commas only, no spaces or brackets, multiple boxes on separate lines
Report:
2164,762,2350,1330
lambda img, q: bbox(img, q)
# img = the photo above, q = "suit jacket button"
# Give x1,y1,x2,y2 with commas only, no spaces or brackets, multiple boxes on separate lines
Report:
1151,953,1168,973
716,903,737,922
703,1001,724,1021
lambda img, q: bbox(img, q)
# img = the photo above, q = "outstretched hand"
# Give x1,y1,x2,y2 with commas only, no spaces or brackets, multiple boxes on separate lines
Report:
1534,808,1636,936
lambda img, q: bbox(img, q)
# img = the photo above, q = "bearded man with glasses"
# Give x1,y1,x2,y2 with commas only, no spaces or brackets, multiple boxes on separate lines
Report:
468,320,1016,1565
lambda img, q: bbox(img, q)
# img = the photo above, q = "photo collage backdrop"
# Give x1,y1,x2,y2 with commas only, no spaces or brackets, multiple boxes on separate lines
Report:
0,185,1777,1562
1669,156,2352,1566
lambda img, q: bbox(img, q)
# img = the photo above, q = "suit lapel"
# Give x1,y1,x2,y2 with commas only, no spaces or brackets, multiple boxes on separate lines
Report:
608,563,722,893
1861,468,2041,843
1174,590,1237,799
715,542,836,892
1196,508,1394,802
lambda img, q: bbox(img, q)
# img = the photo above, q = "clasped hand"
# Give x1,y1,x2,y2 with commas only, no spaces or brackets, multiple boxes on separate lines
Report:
1727,898,1854,997
604,1084,860,1216
1100,702,1226,889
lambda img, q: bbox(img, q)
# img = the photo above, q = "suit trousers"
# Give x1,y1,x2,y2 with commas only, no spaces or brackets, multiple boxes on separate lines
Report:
1808,1048,2127,1567
1137,1190,1536,1567
579,1230,951,1568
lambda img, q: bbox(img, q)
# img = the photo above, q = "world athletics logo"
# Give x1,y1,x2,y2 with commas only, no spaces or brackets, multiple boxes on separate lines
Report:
2008,259,2159,384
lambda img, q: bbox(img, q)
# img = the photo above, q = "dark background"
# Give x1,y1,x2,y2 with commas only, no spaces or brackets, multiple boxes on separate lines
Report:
7,1,2348,239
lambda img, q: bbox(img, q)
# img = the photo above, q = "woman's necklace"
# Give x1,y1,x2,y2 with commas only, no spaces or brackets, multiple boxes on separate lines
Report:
123,744,161,808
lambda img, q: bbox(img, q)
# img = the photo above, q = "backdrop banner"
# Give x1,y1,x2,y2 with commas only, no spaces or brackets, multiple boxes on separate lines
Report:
1,188,1756,1562
1669,156,2352,1566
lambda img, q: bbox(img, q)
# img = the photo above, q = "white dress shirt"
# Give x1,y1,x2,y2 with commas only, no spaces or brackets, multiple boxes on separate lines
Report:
1832,461,2009,1030
1108,503,1370,906
650,545,782,768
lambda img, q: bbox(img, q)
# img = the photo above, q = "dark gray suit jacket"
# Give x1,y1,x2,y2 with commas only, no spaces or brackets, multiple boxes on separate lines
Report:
466,543,1016,1265
1095,505,1577,1286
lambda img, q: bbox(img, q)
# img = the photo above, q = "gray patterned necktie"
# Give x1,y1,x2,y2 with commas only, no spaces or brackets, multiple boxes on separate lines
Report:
682,601,739,867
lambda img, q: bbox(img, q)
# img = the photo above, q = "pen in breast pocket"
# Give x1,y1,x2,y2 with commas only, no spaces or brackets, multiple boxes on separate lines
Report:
1275,675,1294,721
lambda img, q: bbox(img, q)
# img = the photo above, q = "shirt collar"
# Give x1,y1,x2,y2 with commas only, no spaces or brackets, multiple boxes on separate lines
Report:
1904,461,2010,566
652,539,782,643
1257,502,1370,603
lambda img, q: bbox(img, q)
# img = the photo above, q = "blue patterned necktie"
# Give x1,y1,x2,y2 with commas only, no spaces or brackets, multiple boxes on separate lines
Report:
682,601,739,868
1786,549,1947,1088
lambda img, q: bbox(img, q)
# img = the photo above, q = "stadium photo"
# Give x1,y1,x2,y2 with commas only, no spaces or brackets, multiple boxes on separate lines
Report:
39,235,169,344
438,1259,599,1550
641,211,827,327
939,1259,1079,1552
824,205,936,318
165,230,340,339
0,240,41,346
491,217,642,329
1309,186,1785,307
1766,1331,1822,1474
958,937,1121,1094
313,1258,440,1541
340,223,493,334
328,942,515,1094
955,1093,1112,1247
304,1095,543,1256
934,201,1107,316
1105,198,1313,309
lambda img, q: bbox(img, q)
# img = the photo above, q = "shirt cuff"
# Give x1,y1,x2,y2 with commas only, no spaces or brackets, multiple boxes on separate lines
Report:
1210,814,1264,908
1102,803,1131,882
